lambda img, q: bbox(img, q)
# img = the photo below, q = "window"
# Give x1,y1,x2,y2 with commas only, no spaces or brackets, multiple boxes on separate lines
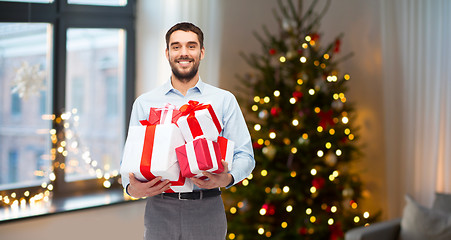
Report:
0,0,135,220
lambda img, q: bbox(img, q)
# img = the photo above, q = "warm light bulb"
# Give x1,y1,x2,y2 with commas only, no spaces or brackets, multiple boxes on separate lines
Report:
286,205,293,212
230,207,237,214
289,97,296,104
279,56,286,62
328,218,334,225
310,169,317,175
292,119,299,126
269,132,276,139
300,56,307,63
261,170,268,176
283,186,290,193
274,90,280,97
306,208,312,215
254,96,260,102
364,211,370,218
254,124,261,131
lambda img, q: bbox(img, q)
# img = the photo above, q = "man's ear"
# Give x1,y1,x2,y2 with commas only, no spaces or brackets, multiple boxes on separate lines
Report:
200,47,205,60
165,48,169,60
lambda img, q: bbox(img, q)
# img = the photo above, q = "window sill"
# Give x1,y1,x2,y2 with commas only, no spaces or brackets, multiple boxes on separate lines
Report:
0,188,142,224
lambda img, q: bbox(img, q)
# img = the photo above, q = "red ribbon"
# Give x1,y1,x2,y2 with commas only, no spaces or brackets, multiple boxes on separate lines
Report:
179,100,222,139
139,125,186,193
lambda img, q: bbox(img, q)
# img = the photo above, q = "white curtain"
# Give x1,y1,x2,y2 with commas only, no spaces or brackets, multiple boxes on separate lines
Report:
381,0,451,218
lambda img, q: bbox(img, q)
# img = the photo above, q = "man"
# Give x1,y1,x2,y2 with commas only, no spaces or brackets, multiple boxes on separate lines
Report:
122,22,255,240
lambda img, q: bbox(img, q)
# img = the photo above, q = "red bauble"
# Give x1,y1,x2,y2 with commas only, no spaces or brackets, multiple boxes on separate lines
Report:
253,141,263,149
317,109,335,129
334,38,341,53
292,91,303,100
311,32,320,42
312,177,326,189
270,107,281,117
269,48,277,55
299,226,308,235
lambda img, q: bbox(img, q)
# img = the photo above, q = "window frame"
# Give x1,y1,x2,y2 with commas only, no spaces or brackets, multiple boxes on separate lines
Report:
0,0,135,202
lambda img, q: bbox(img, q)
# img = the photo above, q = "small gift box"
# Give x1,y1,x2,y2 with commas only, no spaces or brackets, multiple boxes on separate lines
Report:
177,100,223,142
140,103,182,126
176,137,224,178
120,124,193,192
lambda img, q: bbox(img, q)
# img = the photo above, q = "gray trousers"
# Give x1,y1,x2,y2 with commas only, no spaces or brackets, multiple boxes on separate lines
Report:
144,194,227,240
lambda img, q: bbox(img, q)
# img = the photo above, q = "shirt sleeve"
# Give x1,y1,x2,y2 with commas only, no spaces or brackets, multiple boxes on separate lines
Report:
221,93,255,187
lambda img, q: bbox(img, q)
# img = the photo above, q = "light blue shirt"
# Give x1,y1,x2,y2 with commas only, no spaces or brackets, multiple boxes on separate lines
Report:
122,78,255,191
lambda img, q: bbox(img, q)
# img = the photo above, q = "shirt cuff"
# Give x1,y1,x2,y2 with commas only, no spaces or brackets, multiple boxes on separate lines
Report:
225,174,235,188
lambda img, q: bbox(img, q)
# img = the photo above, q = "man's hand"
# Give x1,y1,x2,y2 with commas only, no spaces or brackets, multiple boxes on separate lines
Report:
190,160,233,189
127,173,171,198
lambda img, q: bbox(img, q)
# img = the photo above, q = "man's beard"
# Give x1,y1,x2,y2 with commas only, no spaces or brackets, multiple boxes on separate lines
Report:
170,57,200,83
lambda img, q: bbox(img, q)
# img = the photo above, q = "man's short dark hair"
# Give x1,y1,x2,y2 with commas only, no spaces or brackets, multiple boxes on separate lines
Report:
165,22,204,49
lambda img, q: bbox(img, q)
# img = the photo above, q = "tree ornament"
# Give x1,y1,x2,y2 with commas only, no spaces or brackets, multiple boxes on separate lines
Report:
269,48,277,55
342,187,355,198
317,109,335,129
334,38,341,53
312,177,326,190
270,106,281,117
292,91,303,101
11,61,46,99
262,145,277,160
325,152,338,166
258,109,269,119
332,100,344,111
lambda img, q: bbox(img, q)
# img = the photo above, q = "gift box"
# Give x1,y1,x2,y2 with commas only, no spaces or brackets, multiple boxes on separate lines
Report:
140,103,182,126
217,136,235,170
177,100,223,142
176,137,224,178
120,124,193,192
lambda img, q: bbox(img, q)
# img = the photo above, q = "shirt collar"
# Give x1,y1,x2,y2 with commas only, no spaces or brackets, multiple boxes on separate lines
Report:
163,77,205,95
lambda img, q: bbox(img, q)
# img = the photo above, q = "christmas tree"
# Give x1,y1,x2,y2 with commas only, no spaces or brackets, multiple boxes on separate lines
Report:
223,0,379,239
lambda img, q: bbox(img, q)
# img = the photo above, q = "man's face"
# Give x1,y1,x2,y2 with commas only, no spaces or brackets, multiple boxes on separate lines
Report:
166,30,205,82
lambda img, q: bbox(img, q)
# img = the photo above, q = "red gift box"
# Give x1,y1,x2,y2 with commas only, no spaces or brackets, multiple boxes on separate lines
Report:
175,137,224,178
140,103,182,126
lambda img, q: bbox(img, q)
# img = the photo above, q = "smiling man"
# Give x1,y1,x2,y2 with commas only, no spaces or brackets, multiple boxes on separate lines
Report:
122,22,255,240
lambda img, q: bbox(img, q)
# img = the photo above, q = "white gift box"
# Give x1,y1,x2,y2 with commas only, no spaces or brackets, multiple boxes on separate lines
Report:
120,124,192,192
177,101,223,142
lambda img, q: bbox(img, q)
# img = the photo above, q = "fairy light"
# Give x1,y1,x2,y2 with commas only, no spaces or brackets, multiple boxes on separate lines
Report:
261,170,268,176
289,97,296,104
336,149,342,156
269,132,276,139
297,79,304,85
306,208,312,215
308,89,315,95
230,207,237,214
331,206,337,213
251,105,258,111
258,227,265,235
280,56,286,62
328,218,334,225
274,90,280,97
310,168,317,176
286,205,293,212
300,56,307,63
254,96,260,102
364,211,370,218
229,233,236,239
242,179,249,186
263,96,271,103
292,119,299,126
283,186,290,193
281,222,288,228
254,124,261,131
